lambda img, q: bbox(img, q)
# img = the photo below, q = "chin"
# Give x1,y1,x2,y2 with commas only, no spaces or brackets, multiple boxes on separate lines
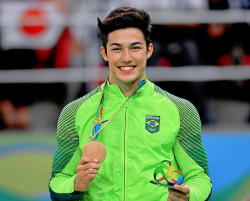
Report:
120,76,140,84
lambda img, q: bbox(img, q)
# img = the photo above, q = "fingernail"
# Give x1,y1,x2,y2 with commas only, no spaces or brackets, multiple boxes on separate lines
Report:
93,159,98,163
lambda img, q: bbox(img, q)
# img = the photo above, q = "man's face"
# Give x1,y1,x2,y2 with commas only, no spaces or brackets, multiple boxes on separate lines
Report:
101,27,153,86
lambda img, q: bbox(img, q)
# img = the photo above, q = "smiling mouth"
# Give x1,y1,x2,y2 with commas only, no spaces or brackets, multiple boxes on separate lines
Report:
118,66,136,71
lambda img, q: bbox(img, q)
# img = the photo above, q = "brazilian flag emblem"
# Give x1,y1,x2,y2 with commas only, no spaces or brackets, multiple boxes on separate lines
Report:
145,115,160,134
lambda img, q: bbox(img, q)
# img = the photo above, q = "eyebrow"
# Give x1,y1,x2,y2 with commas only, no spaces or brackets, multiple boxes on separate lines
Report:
110,43,121,47
131,42,143,46
110,42,143,47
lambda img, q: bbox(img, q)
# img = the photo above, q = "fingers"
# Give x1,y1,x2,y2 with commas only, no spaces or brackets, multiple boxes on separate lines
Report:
74,156,101,192
174,184,190,194
77,161,100,172
77,156,100,176
77,166,99,176
168,185,190,201
167,193,182,201
79,155,99,165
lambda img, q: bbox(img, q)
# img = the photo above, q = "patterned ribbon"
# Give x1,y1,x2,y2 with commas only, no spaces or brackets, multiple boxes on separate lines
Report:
89,75,147,140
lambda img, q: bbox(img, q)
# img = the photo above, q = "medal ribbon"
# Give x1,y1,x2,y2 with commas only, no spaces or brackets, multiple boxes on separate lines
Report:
89,75,147,140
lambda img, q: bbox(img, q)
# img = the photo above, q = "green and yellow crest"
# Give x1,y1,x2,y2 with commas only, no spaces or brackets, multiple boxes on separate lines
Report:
145,115,160,134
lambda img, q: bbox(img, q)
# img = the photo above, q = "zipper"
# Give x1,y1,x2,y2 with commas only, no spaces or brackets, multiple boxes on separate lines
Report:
123,104,128,201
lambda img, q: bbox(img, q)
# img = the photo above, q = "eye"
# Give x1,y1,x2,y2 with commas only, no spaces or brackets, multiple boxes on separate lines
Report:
132,46,142,50
112,47,122,51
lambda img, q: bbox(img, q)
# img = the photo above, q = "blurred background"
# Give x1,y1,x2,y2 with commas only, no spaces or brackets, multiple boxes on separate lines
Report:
0,0,250,200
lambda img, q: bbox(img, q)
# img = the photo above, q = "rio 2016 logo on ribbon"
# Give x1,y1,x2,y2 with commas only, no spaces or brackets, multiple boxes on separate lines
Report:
145,115,160,134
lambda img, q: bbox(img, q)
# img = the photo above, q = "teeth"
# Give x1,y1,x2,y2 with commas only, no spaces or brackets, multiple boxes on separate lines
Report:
120,66,133,70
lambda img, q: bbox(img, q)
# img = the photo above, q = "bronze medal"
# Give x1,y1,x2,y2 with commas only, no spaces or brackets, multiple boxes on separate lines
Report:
82,141,106,163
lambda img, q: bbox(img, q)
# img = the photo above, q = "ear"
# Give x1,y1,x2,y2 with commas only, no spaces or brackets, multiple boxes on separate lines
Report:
146,43,153,59
101,46,108,61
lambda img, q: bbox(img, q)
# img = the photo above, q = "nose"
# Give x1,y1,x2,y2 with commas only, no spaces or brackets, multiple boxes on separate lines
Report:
121,48,132,64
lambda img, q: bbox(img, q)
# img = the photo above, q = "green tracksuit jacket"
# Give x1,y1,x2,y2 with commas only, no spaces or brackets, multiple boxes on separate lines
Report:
49,79,212,201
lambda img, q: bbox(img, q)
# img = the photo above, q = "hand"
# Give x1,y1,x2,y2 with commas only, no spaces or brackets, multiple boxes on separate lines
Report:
167,184,190,201
74,156,100,192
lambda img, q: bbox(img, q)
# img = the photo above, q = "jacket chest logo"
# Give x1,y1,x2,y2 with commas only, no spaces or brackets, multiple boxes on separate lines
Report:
145,115,160,134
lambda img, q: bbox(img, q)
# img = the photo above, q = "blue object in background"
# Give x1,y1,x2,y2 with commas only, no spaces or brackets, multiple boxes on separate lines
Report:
202,132,250,201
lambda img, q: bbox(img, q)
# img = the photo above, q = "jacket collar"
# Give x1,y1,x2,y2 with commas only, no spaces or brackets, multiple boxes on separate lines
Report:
103,75,148,98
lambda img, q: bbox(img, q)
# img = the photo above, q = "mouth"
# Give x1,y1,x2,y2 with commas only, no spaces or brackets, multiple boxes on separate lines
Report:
118,65,136,72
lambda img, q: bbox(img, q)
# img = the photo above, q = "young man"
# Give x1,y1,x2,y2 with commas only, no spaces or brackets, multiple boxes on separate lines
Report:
49,7,212,201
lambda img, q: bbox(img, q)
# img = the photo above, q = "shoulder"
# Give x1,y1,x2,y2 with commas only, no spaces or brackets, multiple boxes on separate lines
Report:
152,82,201,134
152,83,198,116
59,85,102,122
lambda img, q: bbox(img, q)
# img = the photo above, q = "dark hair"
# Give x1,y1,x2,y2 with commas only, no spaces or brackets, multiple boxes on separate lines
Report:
97,7,152,53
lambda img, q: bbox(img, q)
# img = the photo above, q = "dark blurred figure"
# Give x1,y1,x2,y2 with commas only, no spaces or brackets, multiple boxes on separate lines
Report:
150,25,203,67
208,0,250,9
199,22,250,124
0,99,29,129
208,0,229,9
0,83,65,130
149,24,210,124
241,0,250,8
200,23,250,66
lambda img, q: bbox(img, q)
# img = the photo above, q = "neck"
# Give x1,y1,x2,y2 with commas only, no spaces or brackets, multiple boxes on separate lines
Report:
109,76,144,97
119,82,137,97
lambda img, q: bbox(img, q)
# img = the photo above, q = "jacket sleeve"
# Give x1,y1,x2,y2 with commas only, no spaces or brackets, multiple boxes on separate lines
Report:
173,100,212,201
49,101,85,201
